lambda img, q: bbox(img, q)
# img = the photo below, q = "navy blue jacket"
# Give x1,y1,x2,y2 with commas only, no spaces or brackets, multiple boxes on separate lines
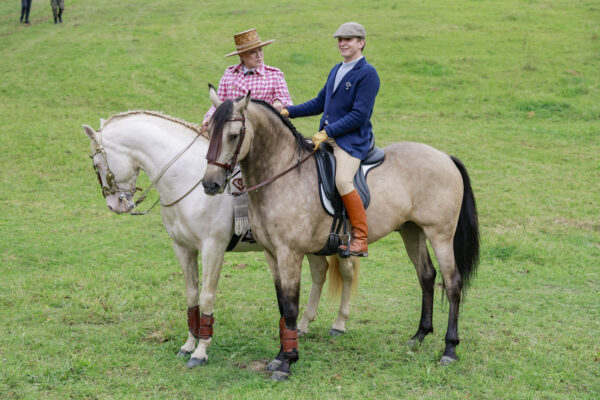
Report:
287,57,380,160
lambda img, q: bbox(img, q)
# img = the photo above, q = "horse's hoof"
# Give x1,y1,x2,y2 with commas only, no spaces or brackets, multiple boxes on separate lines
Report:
406,338,420,349
186,357,207,368
329,328,345,336
177,350,192,358
270,370,290,381
266,359,282,372
440,356,457,366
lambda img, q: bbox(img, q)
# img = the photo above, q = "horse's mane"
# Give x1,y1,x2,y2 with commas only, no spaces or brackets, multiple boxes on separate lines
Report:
207,98,313,162
206,100,234,162
102,110,209,139
250,99,313,153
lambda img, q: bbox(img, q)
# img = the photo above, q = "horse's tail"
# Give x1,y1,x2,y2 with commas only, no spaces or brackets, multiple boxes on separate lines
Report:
451,156,480,290
327,256,360,299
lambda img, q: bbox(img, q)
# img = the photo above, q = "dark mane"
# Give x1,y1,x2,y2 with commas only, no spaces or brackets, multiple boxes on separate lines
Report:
251,99,313,153
206,99,234,161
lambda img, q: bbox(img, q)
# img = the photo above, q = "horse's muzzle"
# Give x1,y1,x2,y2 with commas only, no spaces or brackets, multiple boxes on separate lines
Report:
202,179,222,196
106,194,134,214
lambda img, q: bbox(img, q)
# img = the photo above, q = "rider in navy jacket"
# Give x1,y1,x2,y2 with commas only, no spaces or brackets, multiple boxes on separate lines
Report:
286,57,379,160
283,22,379,257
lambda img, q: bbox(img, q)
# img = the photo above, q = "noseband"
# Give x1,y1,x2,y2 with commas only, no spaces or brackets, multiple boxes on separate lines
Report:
206,114,246,178
91,144,139,201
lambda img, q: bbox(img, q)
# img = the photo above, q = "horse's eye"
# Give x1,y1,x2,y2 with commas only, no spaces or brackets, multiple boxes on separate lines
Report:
228,133,239,142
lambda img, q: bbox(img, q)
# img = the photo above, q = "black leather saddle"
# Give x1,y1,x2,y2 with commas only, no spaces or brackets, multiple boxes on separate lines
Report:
315,135,385,217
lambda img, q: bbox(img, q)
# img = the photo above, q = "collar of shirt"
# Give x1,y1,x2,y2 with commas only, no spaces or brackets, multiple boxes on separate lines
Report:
342,55,364,68
236,62,266,76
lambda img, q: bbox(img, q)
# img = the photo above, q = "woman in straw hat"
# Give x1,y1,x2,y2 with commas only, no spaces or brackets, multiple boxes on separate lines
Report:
202,29,293,129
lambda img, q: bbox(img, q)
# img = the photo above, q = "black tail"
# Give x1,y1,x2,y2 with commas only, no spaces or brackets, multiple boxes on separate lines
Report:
451,156,480,290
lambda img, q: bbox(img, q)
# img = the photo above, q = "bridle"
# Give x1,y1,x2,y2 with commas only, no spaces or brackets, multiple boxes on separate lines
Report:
91,144,139,205
206,114,246,181
91,128,203,214
205,112,315,197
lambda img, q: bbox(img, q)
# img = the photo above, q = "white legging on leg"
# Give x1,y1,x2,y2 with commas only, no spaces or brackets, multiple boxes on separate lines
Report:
328,139,361,196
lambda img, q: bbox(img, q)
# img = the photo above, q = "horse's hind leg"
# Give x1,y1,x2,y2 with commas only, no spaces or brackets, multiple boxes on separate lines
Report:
399,222,436,346
427,230,462,365
298,255,329,336
330,256,355,335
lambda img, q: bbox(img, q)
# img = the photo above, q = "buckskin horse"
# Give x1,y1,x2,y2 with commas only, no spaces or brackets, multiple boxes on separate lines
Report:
202,87,480,381
82,111,357,369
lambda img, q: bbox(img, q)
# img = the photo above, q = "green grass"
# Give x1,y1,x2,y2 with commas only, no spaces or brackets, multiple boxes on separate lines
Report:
1,0,599,398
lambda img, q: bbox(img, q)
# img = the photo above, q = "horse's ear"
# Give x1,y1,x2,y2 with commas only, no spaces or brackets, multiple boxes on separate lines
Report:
209,84,222,108
236,90,251,111
99,118,106,129
83,124,99,143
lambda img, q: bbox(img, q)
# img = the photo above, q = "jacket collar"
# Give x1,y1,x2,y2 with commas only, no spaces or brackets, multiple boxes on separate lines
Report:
235,62,266,76
330,57,367,94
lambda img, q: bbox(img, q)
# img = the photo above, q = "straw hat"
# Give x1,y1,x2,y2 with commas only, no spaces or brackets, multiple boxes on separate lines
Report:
225,29,276,57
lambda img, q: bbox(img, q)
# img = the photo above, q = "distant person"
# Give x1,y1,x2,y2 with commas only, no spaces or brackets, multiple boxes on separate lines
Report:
51,0,64,24
202,28,293,129
20,0,32,24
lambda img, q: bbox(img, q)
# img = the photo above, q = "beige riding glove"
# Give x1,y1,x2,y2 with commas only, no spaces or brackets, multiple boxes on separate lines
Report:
280,108,289,118
312,130,328,150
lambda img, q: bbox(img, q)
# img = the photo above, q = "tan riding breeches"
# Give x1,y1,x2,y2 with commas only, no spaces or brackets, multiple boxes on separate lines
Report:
327,138,361,196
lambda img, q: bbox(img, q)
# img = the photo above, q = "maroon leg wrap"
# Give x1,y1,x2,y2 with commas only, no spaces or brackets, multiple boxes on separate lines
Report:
281,324,298,353
187,306,201,338
187,306,215,340
199,314,215,340
279,316,285,341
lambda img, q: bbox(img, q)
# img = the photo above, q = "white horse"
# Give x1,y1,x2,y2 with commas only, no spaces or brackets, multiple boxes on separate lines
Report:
82,111,357,368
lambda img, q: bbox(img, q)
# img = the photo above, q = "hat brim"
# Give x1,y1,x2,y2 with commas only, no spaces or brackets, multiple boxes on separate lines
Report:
225,39,276,57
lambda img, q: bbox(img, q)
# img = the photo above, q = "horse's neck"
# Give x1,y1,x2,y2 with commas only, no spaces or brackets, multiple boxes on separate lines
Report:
105,116,204,194
243,106,306,185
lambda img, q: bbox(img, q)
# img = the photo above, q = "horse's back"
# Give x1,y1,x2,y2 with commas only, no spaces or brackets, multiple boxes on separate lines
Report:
367,142,464,236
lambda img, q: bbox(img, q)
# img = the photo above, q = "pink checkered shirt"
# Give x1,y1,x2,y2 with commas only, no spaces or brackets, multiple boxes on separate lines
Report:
204,62,293,121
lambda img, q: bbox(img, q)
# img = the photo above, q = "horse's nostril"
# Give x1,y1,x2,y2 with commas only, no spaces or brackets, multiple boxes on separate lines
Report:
107,205,113,211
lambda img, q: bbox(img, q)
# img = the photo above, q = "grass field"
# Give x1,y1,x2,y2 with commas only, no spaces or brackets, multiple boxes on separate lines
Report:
1,0,599,398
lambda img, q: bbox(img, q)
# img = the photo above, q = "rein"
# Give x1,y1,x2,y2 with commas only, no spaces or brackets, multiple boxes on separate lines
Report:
231,150,315,197
206,112,315,197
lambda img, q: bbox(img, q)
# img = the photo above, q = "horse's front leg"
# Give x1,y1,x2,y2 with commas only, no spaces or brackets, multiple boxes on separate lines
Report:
264,249,303,381
297,255,329,336
185,238,226,368
172,243,199,358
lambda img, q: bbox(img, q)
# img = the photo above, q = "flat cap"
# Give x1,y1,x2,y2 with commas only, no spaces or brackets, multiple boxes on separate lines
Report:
333,22,366,39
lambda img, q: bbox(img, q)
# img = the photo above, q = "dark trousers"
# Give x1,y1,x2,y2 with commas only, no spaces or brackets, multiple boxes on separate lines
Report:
20,0,32,22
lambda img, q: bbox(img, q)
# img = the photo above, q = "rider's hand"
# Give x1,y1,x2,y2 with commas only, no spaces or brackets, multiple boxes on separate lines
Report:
312,130,328,150
280,108,289,118
272,100,284,112
201,118,210,131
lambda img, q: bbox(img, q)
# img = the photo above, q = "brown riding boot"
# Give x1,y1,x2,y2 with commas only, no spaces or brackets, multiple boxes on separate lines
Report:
339,189,368,257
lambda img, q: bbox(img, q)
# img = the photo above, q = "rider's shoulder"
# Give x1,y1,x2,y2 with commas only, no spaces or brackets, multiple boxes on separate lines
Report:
263,64,283,73
225,64,243,73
